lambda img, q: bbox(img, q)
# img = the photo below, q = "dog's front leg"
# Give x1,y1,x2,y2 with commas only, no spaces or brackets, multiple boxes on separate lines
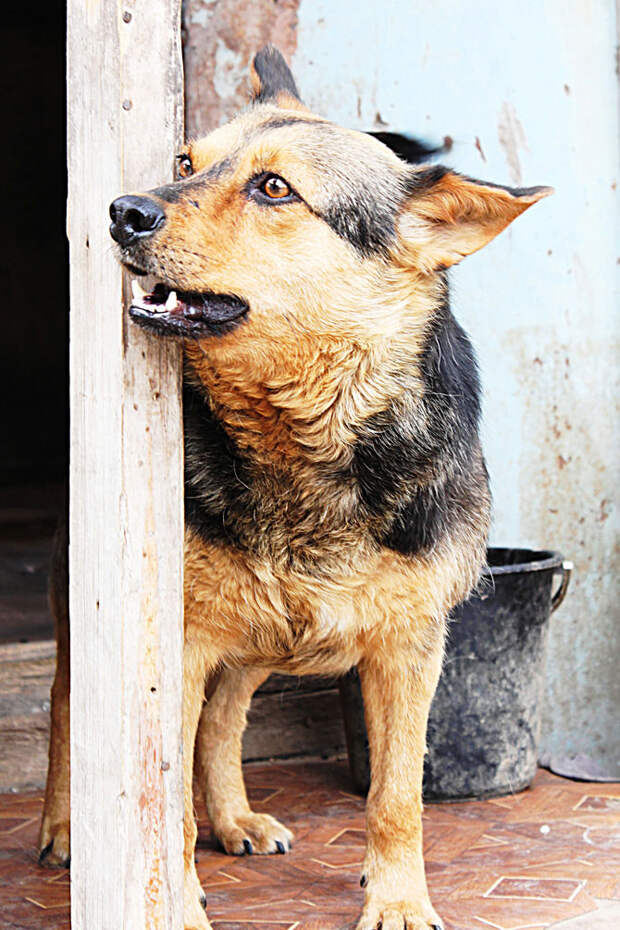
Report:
183,640,213,930
195,667,294,856
356,636,444,930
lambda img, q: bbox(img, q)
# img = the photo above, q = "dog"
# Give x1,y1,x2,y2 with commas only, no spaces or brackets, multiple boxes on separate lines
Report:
38,46,550,930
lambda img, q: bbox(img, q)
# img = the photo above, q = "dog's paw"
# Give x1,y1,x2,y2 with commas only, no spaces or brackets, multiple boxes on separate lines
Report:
356,850,442,930
216,812,293,856
356,874,442,930
37,817,71,868
184,866,212,930
356,902,443,930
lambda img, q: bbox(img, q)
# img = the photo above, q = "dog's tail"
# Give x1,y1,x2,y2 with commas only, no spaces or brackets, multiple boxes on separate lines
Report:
368,131,452,165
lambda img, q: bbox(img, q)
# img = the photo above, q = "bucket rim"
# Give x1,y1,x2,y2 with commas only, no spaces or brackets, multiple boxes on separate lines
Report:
483,547,565,576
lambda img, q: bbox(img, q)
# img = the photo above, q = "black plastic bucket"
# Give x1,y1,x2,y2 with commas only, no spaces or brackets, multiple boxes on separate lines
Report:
339,547,572,800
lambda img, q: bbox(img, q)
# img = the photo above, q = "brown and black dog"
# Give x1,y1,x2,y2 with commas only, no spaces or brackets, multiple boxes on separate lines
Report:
39,47,551,930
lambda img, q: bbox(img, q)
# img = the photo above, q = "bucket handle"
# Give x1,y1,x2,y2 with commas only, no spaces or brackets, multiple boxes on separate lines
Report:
551,560,573,613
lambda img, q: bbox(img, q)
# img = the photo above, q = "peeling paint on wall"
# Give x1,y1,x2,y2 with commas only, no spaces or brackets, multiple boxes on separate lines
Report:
497,101,528,185
182,0,300,136
506,326,618,773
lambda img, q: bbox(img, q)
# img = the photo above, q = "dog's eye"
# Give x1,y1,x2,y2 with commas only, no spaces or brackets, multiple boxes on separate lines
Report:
248,172,300,206
177,153,193,179
260,175,292,200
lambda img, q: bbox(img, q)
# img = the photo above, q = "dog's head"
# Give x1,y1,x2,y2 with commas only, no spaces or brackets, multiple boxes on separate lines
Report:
110,46,551,349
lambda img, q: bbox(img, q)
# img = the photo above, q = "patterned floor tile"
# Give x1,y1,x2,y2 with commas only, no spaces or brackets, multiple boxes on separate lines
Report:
484,877,585,902
0,764,618,929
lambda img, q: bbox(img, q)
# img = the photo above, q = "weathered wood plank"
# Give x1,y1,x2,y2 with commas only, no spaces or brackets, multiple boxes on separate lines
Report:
67,2,184,928
0,640,55,713
0,639,56,666
0,714,50,792
0,640,55,791
0,641,346,791
244,687,347,762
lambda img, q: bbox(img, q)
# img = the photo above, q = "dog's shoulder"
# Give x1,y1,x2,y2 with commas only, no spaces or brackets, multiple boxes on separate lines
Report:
353,292,488,556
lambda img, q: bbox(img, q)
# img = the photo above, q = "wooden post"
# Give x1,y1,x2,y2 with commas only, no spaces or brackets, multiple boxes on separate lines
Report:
67,2,184,928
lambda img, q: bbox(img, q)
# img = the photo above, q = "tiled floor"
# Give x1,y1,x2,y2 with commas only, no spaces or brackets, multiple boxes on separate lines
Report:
1,763,619,929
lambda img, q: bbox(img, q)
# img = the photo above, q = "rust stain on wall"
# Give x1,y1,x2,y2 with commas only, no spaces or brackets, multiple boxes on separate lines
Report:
183,0,300,137
474,135,487,162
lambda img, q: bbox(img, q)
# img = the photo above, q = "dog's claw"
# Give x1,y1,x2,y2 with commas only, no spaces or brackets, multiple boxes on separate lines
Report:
38,842,53,864
38,840,70,869
360,873,368,887
216,811,293,856
199,891,207,910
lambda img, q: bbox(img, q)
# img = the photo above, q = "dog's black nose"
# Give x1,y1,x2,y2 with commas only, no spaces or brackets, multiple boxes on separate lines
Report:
109,195,165,246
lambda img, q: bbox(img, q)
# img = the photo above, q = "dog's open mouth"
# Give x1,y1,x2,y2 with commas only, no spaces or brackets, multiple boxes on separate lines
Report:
129,280,249,338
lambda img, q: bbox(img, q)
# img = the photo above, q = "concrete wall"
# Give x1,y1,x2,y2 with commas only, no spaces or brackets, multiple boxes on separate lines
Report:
184,0,619,776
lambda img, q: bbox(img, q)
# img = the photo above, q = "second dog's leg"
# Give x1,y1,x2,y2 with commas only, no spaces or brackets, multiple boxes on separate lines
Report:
183,641,213,930
356,635,445,930
195,667,294,855
38,518,71,867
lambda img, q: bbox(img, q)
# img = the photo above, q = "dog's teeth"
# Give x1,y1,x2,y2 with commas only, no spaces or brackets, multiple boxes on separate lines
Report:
131,280,146,300
165,290,178,311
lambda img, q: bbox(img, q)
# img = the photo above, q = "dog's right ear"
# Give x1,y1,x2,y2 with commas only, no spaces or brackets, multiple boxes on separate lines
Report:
250,45,305,110
397,167,553,273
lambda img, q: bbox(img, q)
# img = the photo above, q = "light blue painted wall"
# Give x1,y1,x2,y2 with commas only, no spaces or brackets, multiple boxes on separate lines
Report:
294,0,619,775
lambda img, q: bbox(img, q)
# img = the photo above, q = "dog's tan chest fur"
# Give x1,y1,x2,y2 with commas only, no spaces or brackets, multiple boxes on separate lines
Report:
183,526,472,677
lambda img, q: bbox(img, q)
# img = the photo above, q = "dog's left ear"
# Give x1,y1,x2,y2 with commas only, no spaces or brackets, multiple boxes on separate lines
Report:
250,45,305,109
397,167,553,272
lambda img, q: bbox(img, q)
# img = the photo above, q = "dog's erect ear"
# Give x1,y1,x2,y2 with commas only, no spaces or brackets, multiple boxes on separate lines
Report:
397,168,553,272
250,45,303,108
